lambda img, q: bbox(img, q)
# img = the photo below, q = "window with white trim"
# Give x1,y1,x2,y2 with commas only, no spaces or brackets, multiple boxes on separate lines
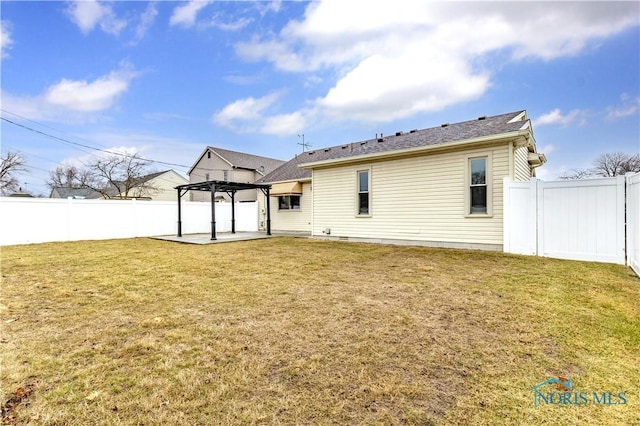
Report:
357,170,370,215
466,154,492,216
470,158,487,214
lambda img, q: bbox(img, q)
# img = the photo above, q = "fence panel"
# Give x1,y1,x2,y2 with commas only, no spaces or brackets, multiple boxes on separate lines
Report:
0,198,259,245
537,176,625,264
504,177,627,265
503,177,537,255
627,172,640,276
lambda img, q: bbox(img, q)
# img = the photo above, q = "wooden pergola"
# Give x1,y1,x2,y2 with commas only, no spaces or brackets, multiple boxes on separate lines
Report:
175,180,271,240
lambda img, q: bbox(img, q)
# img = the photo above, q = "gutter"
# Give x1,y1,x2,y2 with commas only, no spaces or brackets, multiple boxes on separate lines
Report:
298,130,531,169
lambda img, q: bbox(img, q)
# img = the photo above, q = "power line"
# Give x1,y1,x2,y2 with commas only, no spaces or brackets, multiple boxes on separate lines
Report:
1,114,191,170
1,110,275,179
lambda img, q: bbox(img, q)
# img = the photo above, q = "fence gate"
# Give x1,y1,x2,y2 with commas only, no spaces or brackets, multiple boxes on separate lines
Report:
537,176,626,264
504,174,634,268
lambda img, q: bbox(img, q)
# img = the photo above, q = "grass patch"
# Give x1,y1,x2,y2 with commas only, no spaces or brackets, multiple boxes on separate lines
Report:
1,238,639,425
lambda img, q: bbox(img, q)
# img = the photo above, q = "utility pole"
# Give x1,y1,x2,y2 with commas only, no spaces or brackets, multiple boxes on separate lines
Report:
297,134,311,152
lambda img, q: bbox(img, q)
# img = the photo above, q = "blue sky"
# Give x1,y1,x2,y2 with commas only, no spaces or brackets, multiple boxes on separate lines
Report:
1,1,639,196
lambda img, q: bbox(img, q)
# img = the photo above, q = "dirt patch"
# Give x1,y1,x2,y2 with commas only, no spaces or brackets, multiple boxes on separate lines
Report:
1,379,36,425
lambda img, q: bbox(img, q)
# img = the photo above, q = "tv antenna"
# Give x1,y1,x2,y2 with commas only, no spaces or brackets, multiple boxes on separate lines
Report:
297,134,312,152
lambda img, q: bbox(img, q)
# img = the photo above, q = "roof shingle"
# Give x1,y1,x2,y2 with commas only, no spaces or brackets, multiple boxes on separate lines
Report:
260,111,529,183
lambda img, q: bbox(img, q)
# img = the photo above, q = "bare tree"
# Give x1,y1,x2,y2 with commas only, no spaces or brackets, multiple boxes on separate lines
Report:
558,168,595,180
88,153,158,199
48,152,158,199
593,152,640,177
559,152,640,179
0,150,27,195
47,165,88,189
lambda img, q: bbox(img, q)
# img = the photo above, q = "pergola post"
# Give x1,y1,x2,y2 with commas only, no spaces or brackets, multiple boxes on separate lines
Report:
266,187,271,236
231,190,236,234
177,188,182,237
210,182,217,240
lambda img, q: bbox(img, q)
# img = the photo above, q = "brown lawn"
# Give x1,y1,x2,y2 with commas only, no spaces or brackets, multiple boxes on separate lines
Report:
1,237,638,425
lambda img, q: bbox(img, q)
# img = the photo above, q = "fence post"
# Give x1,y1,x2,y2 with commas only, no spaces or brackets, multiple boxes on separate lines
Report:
503,177,511,252
535,178,544,257
616,174,626,264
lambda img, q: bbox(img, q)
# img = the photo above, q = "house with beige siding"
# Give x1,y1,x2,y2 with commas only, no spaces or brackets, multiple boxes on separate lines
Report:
121,169,188,201
188,147,285,203
259,110,545,249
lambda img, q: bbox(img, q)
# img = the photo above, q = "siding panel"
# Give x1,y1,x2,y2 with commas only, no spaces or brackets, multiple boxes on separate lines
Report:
312,145,510,245
270,182,312,232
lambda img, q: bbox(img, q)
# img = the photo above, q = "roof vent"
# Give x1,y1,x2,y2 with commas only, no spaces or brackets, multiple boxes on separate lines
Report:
377,138,384,142
409,129,417,133
341,145,348,149
395,131,403,136
441,123,449,127
308,151,315,155
324,148,331,152
478,116,487,120
361,141,367,146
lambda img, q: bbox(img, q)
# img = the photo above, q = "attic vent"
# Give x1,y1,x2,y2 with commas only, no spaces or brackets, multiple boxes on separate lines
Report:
478,116,487,120
441,123,449,127
409,129,417,133
395,131,403,136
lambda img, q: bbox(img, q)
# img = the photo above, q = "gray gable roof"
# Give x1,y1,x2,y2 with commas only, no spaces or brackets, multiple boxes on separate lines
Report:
260,111,530,183
51,187,102,199
189,146,286,176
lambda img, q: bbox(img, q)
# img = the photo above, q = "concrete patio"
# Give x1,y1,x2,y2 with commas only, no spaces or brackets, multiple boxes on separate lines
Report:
151,231,310,245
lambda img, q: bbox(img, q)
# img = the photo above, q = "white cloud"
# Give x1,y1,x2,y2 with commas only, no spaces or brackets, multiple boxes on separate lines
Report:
256,1,281,16
1,64,138,121
170,1,211,28
537,144,556,156
212,92,304,136
607,94,640,120
132,2,158,44
533,109,583,127
261,112,304,136
213,93,279,126
1,20,12,59
65,0,127,35
208,16,252,32
229,1,639,131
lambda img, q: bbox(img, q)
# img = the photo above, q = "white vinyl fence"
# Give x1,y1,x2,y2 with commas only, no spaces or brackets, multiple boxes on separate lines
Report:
0,198,259,246
504,174,639,272
627,173,640,276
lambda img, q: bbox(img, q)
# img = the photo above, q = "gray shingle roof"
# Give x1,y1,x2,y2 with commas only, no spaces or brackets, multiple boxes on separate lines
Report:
50,187,103,199
190,147,286,176
260,111,529,183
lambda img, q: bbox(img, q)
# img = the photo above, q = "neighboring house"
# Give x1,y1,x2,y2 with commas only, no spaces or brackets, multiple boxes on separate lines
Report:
8,189,34,198
259,110,546,250
112,169,188,201
50,170,188,201
50,187,102,199
188,146,285,203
